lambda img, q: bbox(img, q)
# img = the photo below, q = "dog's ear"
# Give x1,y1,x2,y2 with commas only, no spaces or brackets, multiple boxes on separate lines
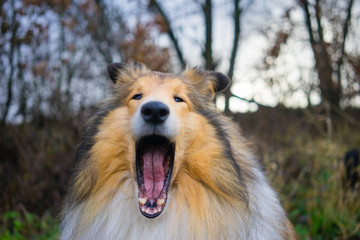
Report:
107,62,146,83
107,63,126,83
208,71,230,92
183,68,230,99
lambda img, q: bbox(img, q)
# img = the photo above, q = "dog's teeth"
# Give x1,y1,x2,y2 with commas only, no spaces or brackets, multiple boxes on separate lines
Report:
145,209,150,214
139,197,147,205
157,199,165,206
153,208,158,214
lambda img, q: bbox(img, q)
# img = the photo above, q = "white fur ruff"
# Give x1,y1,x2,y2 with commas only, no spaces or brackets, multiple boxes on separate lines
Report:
61,167,288,240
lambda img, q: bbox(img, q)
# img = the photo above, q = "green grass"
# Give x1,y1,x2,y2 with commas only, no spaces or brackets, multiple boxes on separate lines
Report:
0,211,59,240
266,134,360,240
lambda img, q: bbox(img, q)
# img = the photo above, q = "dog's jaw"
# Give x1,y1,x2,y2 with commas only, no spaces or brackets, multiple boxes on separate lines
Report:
135,135,175,218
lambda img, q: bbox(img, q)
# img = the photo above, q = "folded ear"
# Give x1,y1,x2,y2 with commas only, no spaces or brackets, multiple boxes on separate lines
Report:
183,68,230,99
107,63,126,83
107,62,146,83
209,71,231,92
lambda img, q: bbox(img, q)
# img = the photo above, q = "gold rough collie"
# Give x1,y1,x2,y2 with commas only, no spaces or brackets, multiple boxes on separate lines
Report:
60,63,298,239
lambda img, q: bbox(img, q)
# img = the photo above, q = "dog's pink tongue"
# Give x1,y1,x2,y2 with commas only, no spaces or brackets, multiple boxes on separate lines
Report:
143,150,165,199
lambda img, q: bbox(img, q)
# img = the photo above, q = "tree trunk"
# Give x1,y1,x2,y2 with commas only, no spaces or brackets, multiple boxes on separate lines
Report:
224,0,242,116
202,0,215,70
300,0,342,107
150,0,186,68
1,4,18,126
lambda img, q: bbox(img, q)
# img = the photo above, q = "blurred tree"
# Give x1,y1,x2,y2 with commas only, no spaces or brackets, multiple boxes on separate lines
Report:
226,0,242,115
0,0,172,124
300,0,355,108
148,0,186,69
121,22,171,72
0,0,37,125
262,0,359,109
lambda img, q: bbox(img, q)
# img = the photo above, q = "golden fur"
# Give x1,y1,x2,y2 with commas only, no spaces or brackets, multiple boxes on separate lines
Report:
61,63,298,239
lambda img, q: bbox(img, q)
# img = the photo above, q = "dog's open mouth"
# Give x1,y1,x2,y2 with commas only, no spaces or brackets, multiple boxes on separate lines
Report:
136,135,175,218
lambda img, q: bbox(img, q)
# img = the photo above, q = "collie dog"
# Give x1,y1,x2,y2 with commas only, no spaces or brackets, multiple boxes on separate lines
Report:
61,63,298,239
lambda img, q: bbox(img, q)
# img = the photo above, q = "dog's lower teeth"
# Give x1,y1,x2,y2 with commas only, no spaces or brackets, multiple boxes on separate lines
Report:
157,198,165,206
139,197,146,205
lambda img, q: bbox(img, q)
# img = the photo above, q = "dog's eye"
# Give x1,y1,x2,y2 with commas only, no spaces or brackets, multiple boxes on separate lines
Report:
174,96,184,103
132,94,143,100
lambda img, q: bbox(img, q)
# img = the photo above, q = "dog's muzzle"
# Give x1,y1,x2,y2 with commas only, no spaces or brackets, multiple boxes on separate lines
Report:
131,100,179,218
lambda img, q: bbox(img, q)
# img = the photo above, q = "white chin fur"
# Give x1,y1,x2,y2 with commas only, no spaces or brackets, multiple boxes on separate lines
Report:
131,101,180,141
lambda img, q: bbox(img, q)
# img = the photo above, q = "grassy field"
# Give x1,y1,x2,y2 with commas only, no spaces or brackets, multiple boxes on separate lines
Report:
267,134,360,239
1,106,359,239
0,211,58,240
238,106,360,239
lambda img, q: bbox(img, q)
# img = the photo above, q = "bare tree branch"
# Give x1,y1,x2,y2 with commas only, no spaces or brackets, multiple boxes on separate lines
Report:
337,0,354,84
300,0,316,45
314,0,324,43
231,94,270,108
228,0,242,80
202,0,215,70
224,0,242,116
149,0,186,68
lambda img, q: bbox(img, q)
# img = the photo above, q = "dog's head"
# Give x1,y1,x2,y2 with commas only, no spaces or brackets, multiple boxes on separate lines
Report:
107,62,230,218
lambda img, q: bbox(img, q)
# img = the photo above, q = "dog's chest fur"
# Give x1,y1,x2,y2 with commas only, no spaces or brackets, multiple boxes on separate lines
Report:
61,171,287,240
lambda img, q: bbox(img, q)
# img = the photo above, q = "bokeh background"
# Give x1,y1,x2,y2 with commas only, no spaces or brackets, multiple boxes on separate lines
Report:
1,0,360,239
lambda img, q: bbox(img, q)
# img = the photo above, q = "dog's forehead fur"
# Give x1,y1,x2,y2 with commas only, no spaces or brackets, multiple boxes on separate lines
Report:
111,72,186,106
109,63,229,109
131,72,187,91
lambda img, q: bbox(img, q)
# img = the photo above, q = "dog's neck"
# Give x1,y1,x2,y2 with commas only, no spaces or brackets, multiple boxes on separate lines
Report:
61,178,253,240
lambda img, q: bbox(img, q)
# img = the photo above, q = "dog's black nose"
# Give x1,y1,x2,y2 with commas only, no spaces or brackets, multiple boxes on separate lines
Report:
141,101,169,124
